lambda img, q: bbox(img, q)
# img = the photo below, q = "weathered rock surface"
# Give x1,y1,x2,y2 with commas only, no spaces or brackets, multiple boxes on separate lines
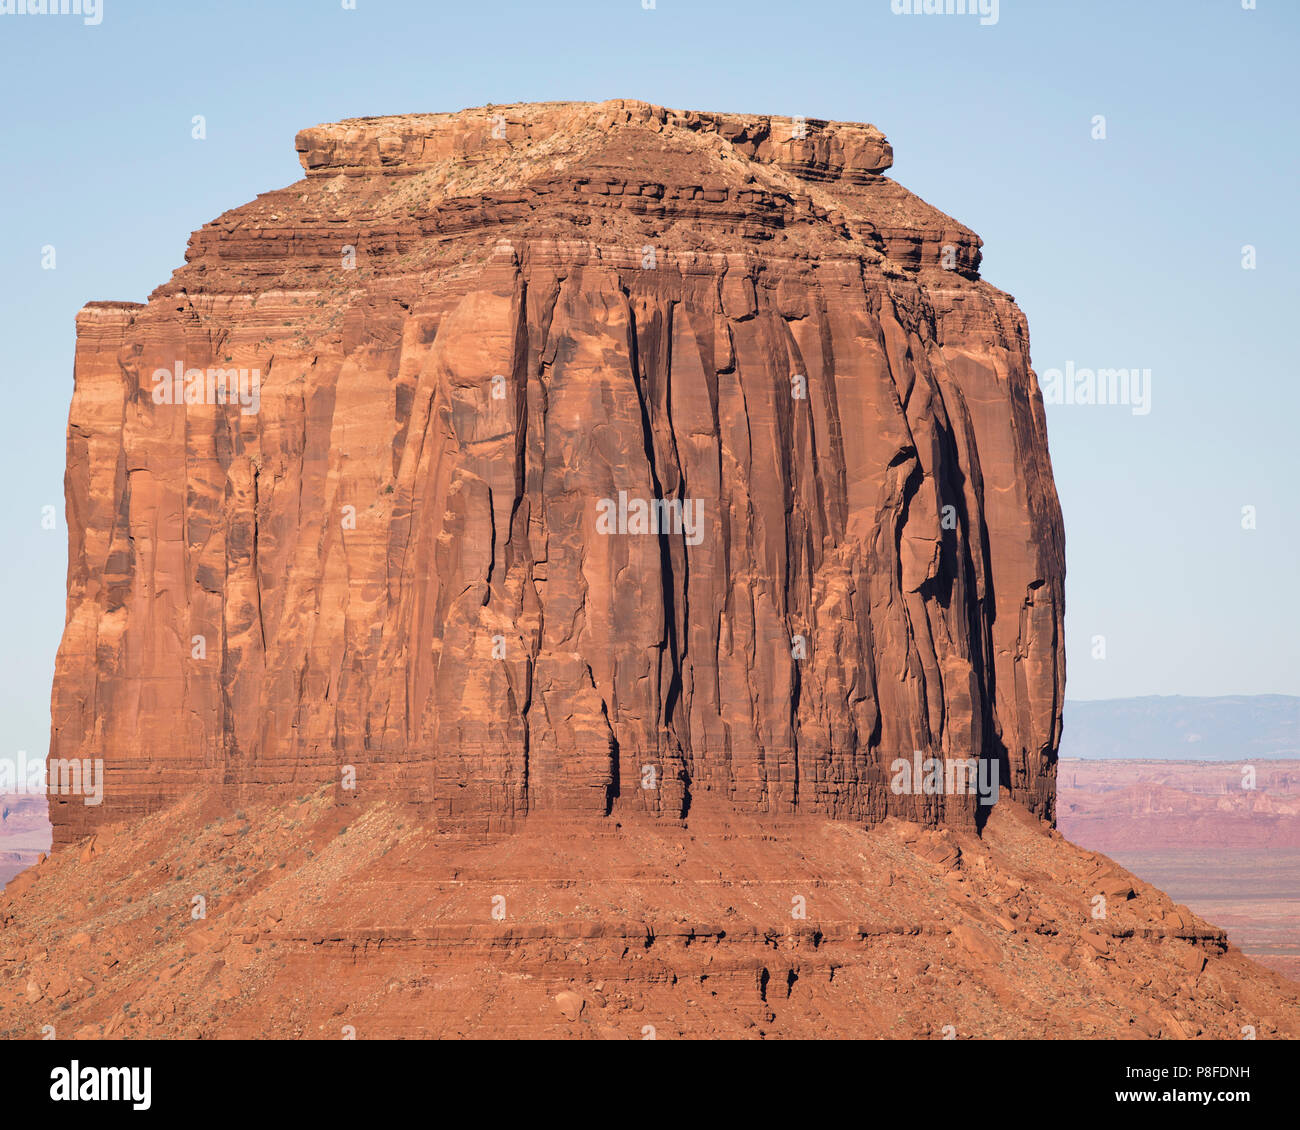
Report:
22,101,1300,1040
3,787,1297,1039
49,100,1064,846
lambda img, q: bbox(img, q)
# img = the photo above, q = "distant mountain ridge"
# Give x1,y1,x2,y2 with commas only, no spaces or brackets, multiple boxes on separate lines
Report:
1061,695,1300,761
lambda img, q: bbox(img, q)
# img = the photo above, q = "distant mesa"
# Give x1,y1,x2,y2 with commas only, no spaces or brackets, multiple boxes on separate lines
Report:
1062,696,1300,761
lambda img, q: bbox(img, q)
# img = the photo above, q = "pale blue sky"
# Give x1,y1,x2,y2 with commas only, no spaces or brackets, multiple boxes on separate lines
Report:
1,0,1296,761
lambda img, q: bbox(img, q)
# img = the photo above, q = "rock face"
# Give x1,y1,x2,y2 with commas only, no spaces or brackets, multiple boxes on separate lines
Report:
5,788,1299,1039
49,100,1064,847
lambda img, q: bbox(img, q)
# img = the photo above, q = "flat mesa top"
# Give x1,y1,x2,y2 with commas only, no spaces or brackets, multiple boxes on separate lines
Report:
294,98,894,183
93,98,980,307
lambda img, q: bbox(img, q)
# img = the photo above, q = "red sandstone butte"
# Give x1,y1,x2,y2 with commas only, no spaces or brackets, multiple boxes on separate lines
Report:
48,101,1064,846
13,103,1299,1041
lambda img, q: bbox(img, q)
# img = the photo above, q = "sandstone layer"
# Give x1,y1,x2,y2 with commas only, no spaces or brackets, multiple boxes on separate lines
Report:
3,788,1297,1039
49,101,1064,846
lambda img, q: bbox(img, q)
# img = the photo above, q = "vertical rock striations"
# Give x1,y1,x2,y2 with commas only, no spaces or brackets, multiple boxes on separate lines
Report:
49,101,1064,846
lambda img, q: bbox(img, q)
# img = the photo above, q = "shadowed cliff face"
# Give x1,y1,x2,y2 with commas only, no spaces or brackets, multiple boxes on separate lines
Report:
48,100,1064,846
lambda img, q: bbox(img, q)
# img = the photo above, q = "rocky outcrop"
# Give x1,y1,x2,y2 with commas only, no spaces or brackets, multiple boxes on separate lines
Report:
5,787,1297,1039
48,100,1064,846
